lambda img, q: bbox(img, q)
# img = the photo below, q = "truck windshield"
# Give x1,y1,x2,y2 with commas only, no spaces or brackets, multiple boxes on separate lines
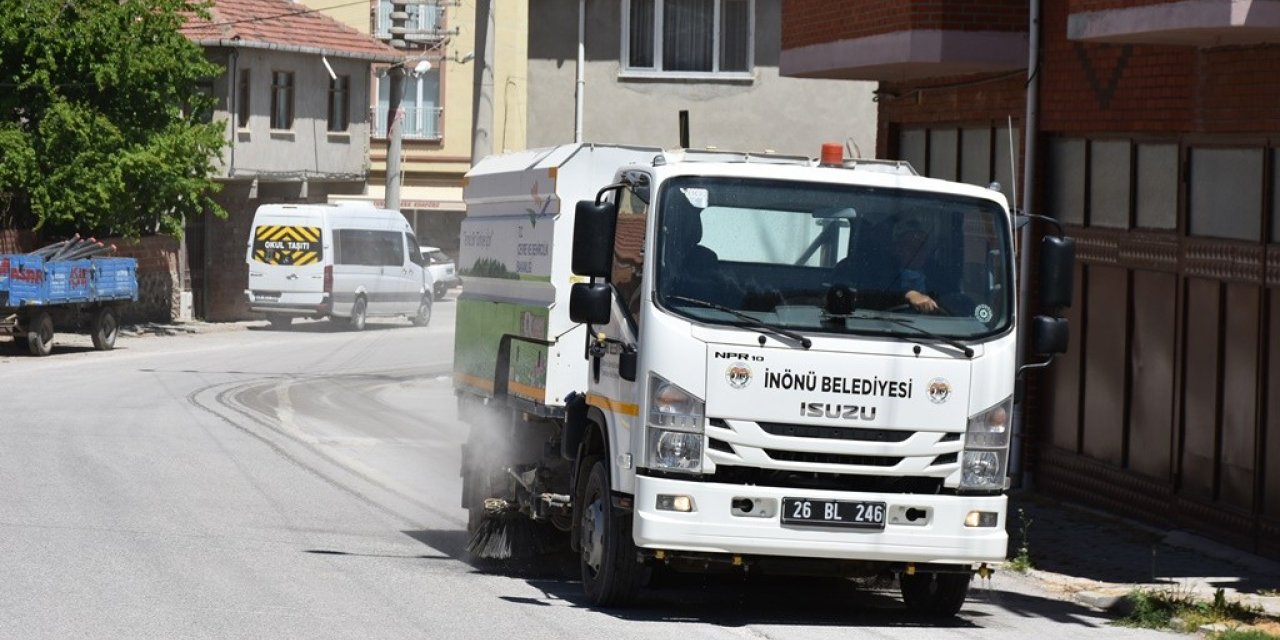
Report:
653,177,1013,341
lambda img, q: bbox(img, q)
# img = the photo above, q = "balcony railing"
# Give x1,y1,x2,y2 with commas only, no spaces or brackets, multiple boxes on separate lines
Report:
373,106,443,140
375,1,446,43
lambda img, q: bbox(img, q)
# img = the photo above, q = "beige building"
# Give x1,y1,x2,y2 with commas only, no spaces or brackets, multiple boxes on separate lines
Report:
181,0,403,320
299,0,529,255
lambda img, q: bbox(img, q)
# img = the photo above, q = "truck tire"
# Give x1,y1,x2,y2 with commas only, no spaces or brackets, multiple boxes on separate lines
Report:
434,282,446,300
90,307,118,351
27,311,54,357
900,571,971,617
412,295,432,327
348,295,367,331
578,457,645,607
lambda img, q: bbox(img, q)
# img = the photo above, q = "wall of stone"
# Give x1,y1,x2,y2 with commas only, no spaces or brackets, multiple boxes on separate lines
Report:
0,229,36,253
104,235,182,324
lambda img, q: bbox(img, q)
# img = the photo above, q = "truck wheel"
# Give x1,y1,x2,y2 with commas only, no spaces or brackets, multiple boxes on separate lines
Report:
900,571,971,617
348,295,367,331
434,282,446,300
91,307,118,351
268,316,292,330
578,457,645,607
412,295,432,327
27,311,54,357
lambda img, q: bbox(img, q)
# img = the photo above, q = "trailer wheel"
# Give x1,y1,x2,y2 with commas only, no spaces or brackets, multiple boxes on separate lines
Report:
348,295,367,331
412,295,432,327
27,311,54,357
900,571,971,618
91,307,119,351
578,457,645,607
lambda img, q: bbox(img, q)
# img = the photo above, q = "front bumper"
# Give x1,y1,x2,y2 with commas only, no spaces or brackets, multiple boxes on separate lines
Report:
634,474,1007,564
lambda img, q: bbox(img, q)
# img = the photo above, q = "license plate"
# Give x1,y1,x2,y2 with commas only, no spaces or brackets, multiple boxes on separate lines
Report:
255,291,280,302
781,498,886,529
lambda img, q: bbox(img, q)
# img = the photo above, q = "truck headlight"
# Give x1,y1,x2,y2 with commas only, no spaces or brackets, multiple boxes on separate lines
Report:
961,450,1004,489
647,374,704,473
959,396,1012,491
648,429,704,472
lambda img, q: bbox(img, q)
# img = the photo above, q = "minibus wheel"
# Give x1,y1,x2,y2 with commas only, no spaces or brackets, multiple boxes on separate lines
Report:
348,296,368,331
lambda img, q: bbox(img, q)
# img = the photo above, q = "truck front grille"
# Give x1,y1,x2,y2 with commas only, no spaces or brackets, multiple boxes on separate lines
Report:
764,449,902,467
757,421,913,443
704,416,961,487
708,465,945,494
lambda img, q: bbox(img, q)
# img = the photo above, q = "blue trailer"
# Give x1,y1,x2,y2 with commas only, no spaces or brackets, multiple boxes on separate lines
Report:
0,240,139,356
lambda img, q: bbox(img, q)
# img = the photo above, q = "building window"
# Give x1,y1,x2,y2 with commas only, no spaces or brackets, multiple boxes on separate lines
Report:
328,75,350,132
237,69,251,128
375,68,441,140
623,0,753,76
897,126,1019,206
184,79,215,124
1189,147,1262,241
270,71,294,130
374,0,444,39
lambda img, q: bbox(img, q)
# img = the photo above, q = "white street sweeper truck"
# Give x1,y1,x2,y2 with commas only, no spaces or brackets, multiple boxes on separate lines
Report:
454,142,1074,615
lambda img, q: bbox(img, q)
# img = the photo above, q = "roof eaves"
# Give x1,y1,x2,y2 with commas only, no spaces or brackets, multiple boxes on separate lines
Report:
194,39,405,64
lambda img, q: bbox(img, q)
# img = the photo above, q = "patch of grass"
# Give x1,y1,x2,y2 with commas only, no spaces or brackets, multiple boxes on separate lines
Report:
1259,589,1280,597
1209,629,1280,640
1117,586,1268,634
1006,508,1034,573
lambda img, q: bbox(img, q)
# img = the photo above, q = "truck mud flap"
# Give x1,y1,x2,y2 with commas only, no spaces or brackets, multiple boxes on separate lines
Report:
561,391,587,461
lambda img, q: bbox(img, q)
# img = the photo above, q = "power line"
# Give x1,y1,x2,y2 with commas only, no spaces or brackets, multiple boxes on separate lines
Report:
207,0,372,28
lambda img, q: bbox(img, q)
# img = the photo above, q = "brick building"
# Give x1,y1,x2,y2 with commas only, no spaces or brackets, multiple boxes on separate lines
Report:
781,0,1280,558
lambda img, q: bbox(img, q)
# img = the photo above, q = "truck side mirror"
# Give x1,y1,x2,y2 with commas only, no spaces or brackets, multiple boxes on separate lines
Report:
570,282,612,324
572,200,617,279
1031,315,1069,355
1039,235,1075,309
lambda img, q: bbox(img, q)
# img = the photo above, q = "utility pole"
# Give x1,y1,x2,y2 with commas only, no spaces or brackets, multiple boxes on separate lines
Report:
385,0,409,211
471,0,494,164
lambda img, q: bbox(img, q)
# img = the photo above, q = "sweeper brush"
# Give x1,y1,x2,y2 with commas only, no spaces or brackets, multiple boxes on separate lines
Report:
466,497,567,561
466,498,539,560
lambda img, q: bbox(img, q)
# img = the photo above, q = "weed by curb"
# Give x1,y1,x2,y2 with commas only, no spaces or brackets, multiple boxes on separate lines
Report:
1007,507,1033,573
1115,586,1275,636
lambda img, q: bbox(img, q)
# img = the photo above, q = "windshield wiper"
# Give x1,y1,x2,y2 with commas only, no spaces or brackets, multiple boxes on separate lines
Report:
865,314,974,358
665,295,812,349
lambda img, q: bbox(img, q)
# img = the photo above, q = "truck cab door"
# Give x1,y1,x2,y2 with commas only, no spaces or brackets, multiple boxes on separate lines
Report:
587,179,649,493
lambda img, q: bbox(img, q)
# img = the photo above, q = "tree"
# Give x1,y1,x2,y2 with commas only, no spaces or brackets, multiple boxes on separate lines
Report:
0,0,227,238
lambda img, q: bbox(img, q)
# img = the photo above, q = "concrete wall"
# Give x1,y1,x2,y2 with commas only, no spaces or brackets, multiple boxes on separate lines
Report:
527,0,876,157
207,48,373,181
491,0,529,155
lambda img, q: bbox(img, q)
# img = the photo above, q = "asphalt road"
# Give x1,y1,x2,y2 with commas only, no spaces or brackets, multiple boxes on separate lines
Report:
0,301,1178,639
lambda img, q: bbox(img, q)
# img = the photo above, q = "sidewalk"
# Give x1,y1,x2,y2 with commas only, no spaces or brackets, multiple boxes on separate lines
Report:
1007,490,1280,624
120,319,258,337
